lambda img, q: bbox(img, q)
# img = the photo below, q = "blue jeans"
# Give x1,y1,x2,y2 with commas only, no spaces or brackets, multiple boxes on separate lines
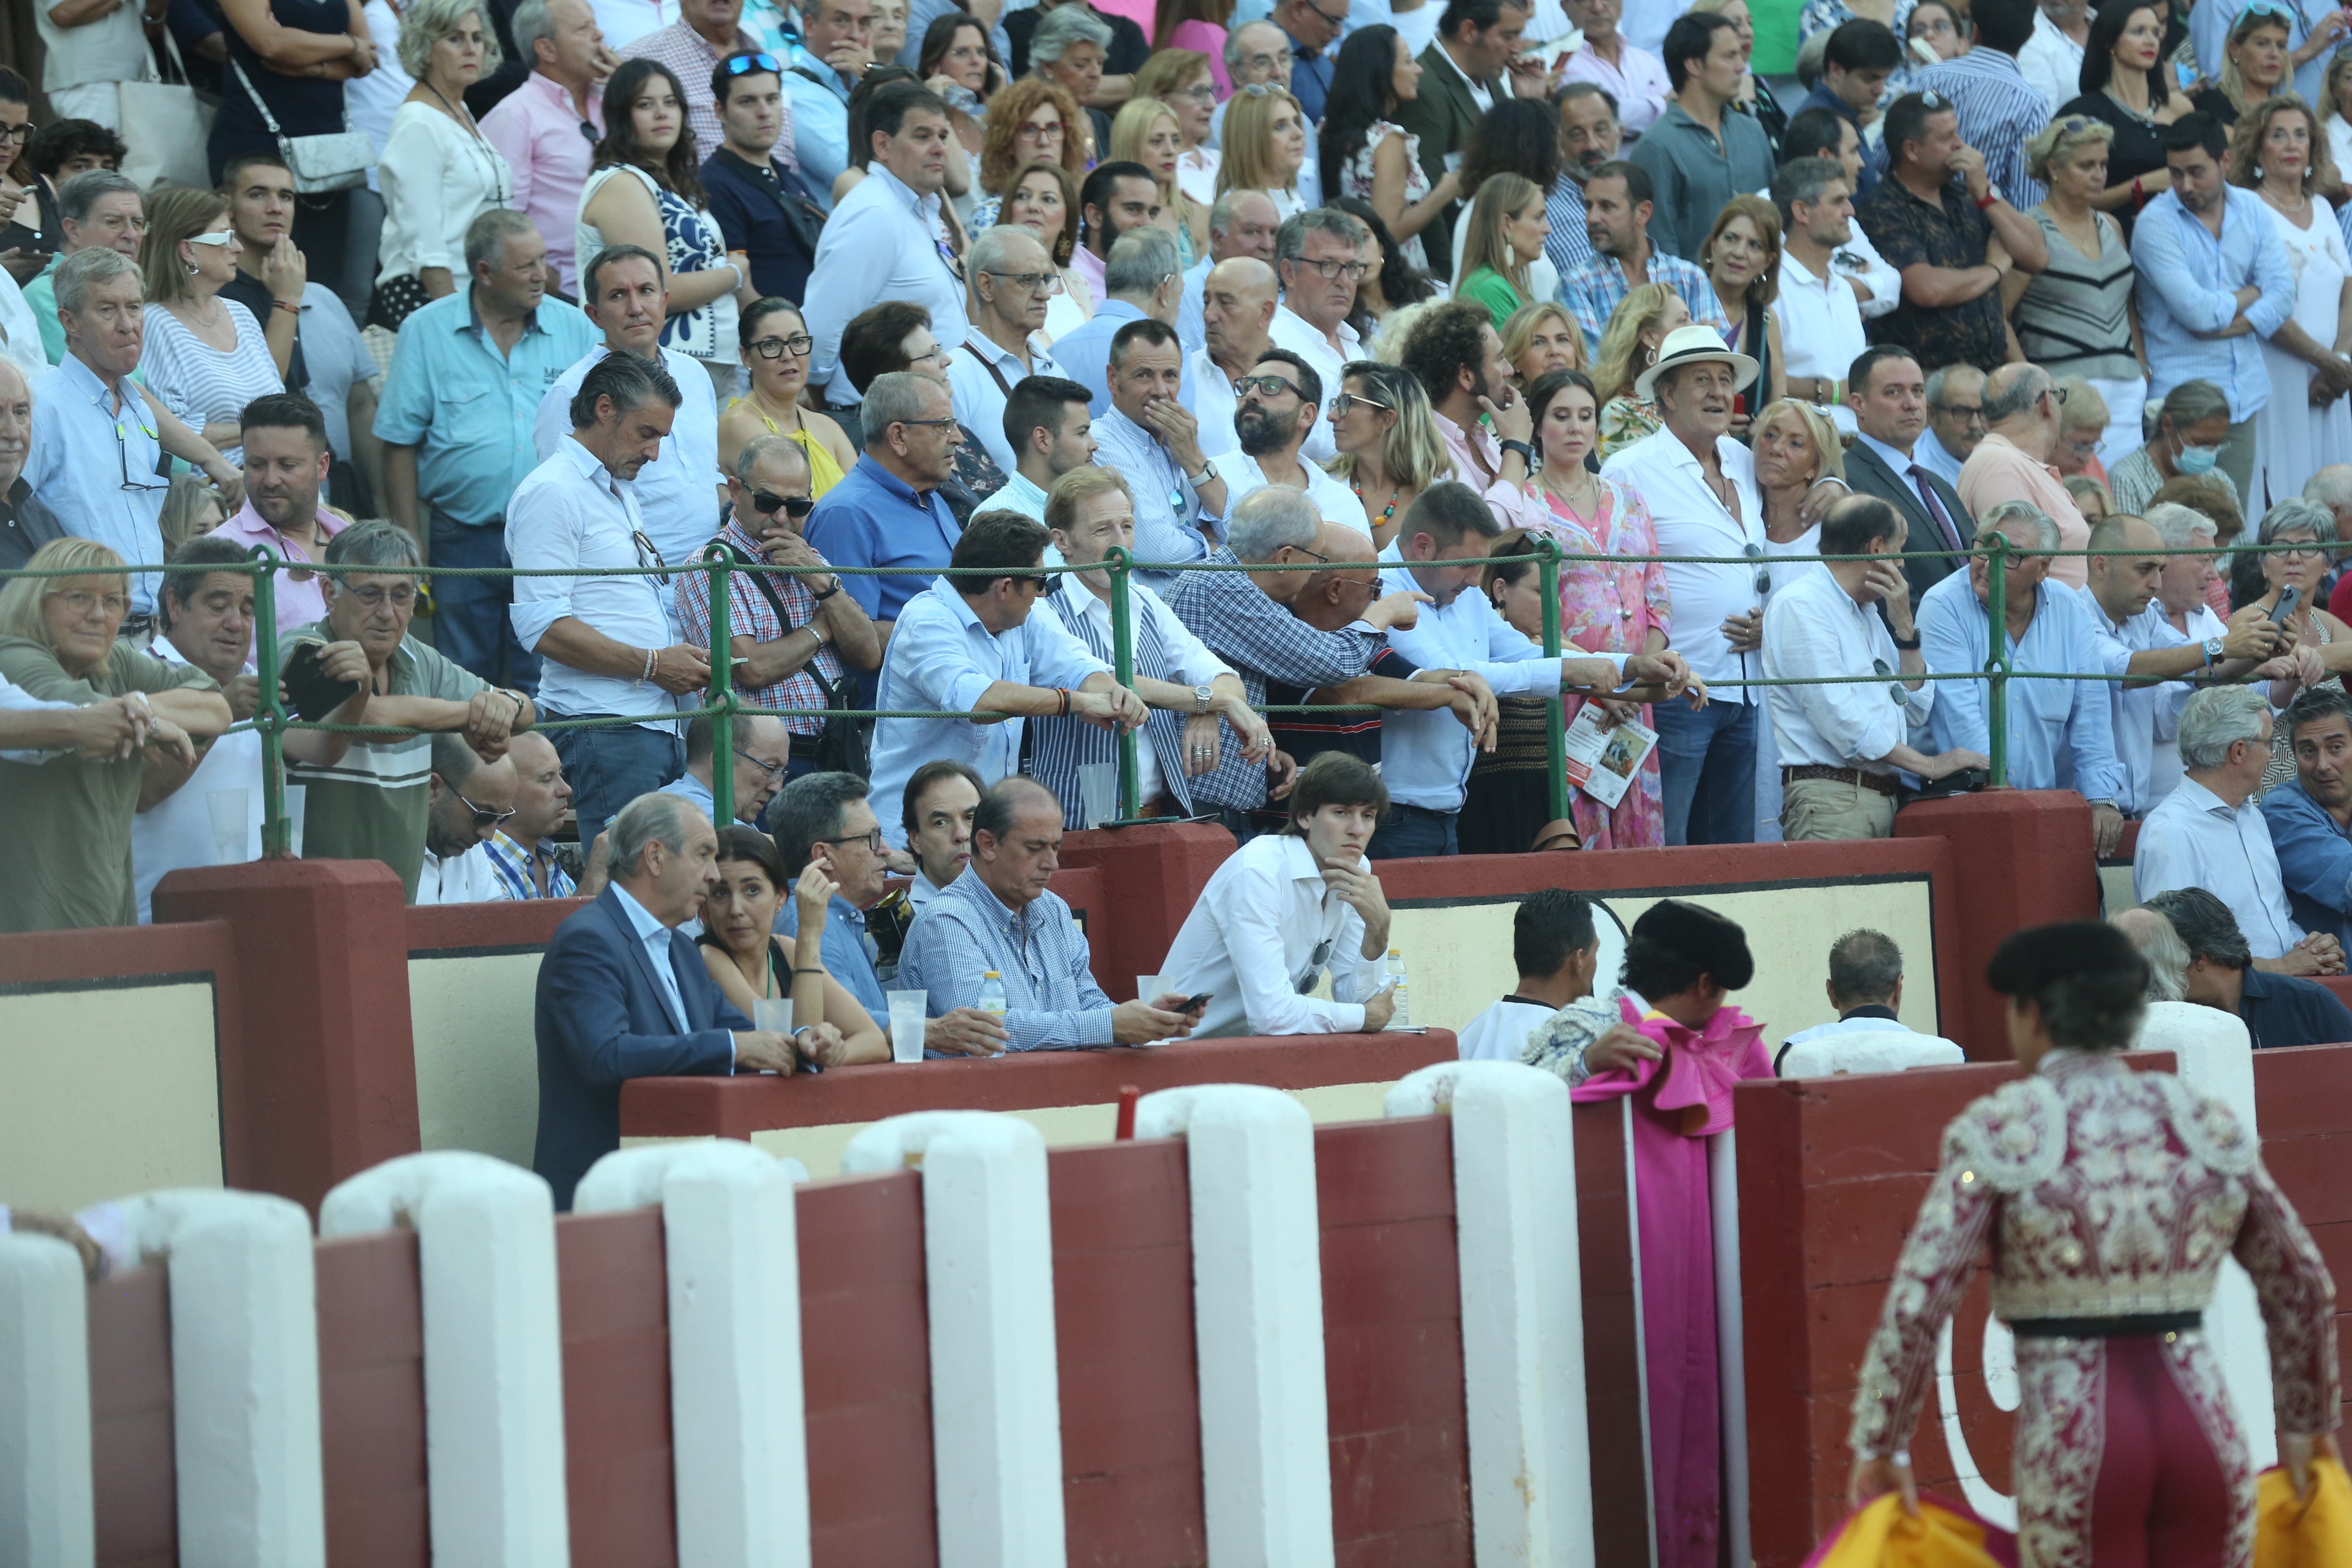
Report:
429,514,538,690
1653,698,1757,846
1369,802,1459,859
548,718,684,854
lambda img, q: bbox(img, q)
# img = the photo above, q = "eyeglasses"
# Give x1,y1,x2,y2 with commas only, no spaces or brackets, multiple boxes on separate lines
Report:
909,344,949,368
2053,113,2100,134
819,826,887,853
1871,657,1908,706
0,122,37,146
344,583,418,609
1169,84,1218,104
750,489,816,518
2276,540,2326,559
733,747,785,783
113,410,169,493
748,333,814,358
894,415,959,431
1741,541,1771,595
2236,0,2296,20
1932,401,1986,425
453,787,519,828
2043,384,2070,405
1233,374,1300,399
1294,255,1370,282
983,268,1065,295
1286,541,1332,565
51,589,130,619
1329,391,1390,418
722,51,785,75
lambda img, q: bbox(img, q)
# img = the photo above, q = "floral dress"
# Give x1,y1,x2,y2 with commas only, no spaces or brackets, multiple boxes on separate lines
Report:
1340,121,1430,272
1599,395,1662,461
576,163,735,366
1524,475,1670,848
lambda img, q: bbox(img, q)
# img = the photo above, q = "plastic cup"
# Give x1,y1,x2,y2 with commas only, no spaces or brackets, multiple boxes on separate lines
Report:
1078,763,1117,829
282,785,306,857
888,990,927,1063
1135,974,1162,1006
206,787,249,866
752,997,793,1037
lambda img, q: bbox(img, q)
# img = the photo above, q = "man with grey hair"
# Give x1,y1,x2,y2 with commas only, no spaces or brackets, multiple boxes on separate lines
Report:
0,360,64,571
950,225,1069,476
24,247,239,627
1268,208,1368,463
2134,685,2329,966
533,790,799,1209
2113,906,2192,1001
1920,499,2128,853
378,209,598,685
1052,222,1183,416
282,521,537,901
482,0,610,296
805,369,965,662
1914,363,1986,487
21,168,143,366
662,710,793,826
1771,156,1866,433
1177,189,1280,356
1772,928,1963,1074
1958,362,2094,590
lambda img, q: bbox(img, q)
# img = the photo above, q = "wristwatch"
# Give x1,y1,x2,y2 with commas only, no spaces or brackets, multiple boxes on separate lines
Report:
2203,635,2225,667
1891,629,1921,650
1499,439,1537,466
812,579,842,601
1193,684,1215,713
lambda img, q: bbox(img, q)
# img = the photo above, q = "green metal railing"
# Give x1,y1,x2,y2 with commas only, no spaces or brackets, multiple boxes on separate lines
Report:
21,533,2315,853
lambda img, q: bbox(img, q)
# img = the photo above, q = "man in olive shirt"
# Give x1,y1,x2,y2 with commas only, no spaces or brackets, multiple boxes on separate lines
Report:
279,521,536,900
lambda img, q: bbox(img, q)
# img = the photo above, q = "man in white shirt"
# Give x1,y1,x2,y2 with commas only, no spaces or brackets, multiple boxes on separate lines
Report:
1770,157,1868,435
1762,496,1979,841
510,352,714,850
802,82,968,398
2145,500,2236,795
1177,190,1281,357
418,733,521,905
534,245,725,565
900,757,982,912
2135,685,2315,962
1267,207,1368,464
1459,888,1613,1063
1602,323,1766,845
2018,0,2091,111
1373,480,1687,856
1156,750,1399,1038
1772,929,1963,1075
987,374,1097,523
133,538,267,922
949,224,1068,477
1208,349,1370,533
1193,256,1280,459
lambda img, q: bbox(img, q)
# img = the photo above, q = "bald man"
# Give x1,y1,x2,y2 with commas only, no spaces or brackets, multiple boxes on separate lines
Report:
2077,511,2282,816
419,733,521,904
1178,188,1283,356
1189,256,1281,461
0,359,65,570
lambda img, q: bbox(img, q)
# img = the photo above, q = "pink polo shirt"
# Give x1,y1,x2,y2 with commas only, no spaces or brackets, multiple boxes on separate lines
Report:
1955,431,2092,589
481,72,608,297
206,502,352,636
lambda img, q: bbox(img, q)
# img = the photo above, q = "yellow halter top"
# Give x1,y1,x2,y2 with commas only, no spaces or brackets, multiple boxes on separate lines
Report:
732,396,846,497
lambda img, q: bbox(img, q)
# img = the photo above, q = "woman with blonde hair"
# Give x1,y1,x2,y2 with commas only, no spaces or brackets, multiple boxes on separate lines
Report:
2052,377,2111,481
1501,300,1582,388
373,0,512,331
138,187,284,467
1213,83,1308,219
1454,172,1548,328
2010,113,2144,468
2321,50,2352,187
999,158,1096,336
0,537,233,933
2064,473,2113,524
1133,49,1221,207
1751,394,1843,840
1698,194,1783,425
968,77,1088,231
1110,96,1206,263
1324,359,1447,548
1592,282,1690,458
2229,95,2352,507
2189,2,2291,126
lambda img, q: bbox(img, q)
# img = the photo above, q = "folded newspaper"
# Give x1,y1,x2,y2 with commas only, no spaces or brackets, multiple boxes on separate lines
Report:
1562,705,1657,810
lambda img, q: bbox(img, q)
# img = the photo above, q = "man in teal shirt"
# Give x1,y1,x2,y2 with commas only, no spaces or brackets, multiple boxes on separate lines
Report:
24,169,147,366
374,209,597,688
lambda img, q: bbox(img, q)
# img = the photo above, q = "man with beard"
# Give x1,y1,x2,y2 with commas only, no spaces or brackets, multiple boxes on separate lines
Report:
1400,301,1548,533
1544,81,1620,282
1205,350,1369,533
1191,257,1278,460
207,394,347,635
1558,160,1727,357
2263,687,2352,952
418,733,522,904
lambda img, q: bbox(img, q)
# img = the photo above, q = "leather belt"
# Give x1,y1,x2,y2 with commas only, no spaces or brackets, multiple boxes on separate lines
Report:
1782,764,1899,797
2010,1312,2203,1340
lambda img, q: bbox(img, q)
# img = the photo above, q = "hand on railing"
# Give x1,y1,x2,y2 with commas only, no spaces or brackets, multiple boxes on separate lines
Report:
2091,803,2125,859
68,693,152,762
1619,650,1705,710
1359,983,1400,1033
927,1009,1010,1057
731,1030,800,1074
461,688,525,761
649,643,714,695
1072,684,1148,731
1443,672,1498,752
1917,748,1990,781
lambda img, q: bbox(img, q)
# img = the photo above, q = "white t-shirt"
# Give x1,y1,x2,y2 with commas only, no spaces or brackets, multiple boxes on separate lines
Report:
130,643,265,923
1457,997,1558,1063
416,842,501,905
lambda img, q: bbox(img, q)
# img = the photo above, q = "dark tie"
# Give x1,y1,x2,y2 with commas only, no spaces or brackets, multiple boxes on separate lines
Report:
1909,464,1962,553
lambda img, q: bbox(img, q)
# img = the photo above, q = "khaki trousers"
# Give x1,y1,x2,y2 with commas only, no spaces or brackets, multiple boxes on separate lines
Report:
1780,775,1897,841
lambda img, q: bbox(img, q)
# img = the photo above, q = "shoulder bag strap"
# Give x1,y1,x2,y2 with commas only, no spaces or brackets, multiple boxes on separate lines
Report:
228,57,287,137
723,537,845,703
964,339,1017,399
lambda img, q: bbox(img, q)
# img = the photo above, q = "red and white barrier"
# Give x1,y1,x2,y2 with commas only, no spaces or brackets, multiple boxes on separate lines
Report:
0,1234,90,1568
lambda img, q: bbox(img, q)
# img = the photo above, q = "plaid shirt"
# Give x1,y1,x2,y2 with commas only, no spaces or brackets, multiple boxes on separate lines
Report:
1543,175,1597,284
625,21,793,170
673,516,846,736
483,832,578,900
894,870,1114,1050
1559,251,1730,356
1162,546,1382,811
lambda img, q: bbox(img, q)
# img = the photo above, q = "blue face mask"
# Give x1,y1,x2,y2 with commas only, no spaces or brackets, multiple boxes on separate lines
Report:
2173,432,2221,475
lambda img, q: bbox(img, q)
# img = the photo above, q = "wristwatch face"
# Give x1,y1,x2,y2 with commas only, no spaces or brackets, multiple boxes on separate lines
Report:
2206,637,2225,659
1195,684,1214,710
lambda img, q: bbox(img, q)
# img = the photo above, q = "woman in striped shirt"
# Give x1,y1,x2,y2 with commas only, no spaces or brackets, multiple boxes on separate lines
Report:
137,188,285,469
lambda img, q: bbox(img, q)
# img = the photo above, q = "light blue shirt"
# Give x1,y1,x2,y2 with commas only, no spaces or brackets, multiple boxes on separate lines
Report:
867,576,1112,846
2130,184,2294,420
1175,253,1213,356
25,354,168,613
781,43,852,201
1376,540,1618,813
2135,775,2304,959
1090,404,1212,594
660,770,715,820
895,869,1116,1050
776,891,888,1032
2070,583,2194,818
610,881,692,1032
804,162,969,395
372,284,599,527
1049,298,1150,416
1918,570,2124,801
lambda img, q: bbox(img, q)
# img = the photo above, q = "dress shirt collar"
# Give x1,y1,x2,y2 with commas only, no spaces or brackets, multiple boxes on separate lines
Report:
850,450,937,505
788,41,856,96
932,575,997,639
967,327,1046,372
2170,773,2244,821
1917,426,1964,472
997,469,1050,511
1097,402,1169,461
57,349,135,416
1854,428,1917,474
1273,302,1355,355
1780,249,1830,291
828,891,869,930
1052,569,1114,622
461,282,543,340
1973,430,2057,480
1431,36,1495,94
557,434,627,499
868,160,942,222
610,880,673,940
0,475,28,516
216,498,349,558
954,865,1032,931
524,67,601,124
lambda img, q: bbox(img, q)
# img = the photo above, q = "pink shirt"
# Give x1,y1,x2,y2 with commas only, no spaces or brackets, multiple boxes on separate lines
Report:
207,502,352,636
481,72,608,296
1069,241,1107,301
1432,410,1548,534
1170,20,1232,93
1556,37,1672,141
1955,431,2092,589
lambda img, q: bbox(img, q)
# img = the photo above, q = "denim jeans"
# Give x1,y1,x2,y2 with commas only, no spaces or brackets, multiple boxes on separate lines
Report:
1653,698,1757,846
429,514,539,691
1368,802,1459,860
548,718,684,854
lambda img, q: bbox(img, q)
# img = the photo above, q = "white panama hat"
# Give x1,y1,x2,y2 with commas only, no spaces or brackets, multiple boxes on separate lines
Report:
1633,323,1760,402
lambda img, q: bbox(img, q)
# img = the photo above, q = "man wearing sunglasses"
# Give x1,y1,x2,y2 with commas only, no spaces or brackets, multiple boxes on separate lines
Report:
418,732,523,903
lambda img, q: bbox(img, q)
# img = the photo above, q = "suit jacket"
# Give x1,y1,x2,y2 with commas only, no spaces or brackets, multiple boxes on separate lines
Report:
1842,439,1977,611
0,480,67,573
533,885,748,1208
1394,42,1493,267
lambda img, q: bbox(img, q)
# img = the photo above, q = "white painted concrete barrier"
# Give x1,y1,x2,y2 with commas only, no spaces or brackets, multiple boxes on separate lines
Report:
1387,1061,1594,1567
575,1140,813,1568
320,1152,567,1568
840,1112,1065,1568
0,1234,92,1568
1134,1084,1333,1568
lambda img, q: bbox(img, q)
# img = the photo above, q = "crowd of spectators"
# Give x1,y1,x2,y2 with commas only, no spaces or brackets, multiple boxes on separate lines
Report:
18,0,2352,946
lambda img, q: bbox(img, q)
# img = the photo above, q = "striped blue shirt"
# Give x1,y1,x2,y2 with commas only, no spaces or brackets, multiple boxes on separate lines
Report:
1907,48,2051,213
1543,175,1597,284
895,870,1116,1050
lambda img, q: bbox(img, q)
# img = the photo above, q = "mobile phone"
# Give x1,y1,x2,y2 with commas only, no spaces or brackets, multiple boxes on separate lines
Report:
1178,992,1213,1013
2276,584,2302,624
282,640,363,722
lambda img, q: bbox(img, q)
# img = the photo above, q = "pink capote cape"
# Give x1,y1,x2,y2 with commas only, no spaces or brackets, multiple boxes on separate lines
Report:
1572,997,1771,1568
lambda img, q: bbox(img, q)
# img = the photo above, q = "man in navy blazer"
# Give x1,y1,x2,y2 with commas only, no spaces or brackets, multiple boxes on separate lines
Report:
1842,346,1976,611
533,790,797,1208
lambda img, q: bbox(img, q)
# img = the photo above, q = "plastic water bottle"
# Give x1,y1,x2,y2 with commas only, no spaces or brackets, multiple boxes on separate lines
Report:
1388,949,1411,1028
978,970,1008,1020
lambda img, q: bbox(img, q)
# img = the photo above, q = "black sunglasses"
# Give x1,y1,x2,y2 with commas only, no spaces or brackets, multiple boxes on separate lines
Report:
751,490,816,518
454,787,519,828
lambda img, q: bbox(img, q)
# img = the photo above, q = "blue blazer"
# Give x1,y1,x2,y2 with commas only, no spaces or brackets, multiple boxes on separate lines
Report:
533,886,748,1208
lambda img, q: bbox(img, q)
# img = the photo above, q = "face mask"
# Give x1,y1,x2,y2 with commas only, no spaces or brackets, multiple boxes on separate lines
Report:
2175,442,2222,475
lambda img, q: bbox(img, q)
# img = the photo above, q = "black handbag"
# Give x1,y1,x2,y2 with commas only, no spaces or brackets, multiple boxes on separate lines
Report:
725,541,871,778
764,111,832,256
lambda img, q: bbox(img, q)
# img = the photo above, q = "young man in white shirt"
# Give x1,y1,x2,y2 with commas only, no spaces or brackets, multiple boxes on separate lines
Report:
900,758,982,913
1770,157,1868,435
417,732,521,905
1156,750,1400,1038
1207,349,1370,534
1772,928,1962,1075
1458,888,1613,1063
987,375,1098,522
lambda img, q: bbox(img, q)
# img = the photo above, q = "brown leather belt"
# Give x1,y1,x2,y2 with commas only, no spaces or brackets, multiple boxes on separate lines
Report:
1782,764,1900,797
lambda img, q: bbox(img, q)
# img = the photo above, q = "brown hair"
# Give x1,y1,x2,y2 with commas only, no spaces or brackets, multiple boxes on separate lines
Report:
981,77,1089,195
2227,94,2340,192
1005,158,1082,266
1698,194,1783,311
139,186,233,307
1283,748,1390,832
